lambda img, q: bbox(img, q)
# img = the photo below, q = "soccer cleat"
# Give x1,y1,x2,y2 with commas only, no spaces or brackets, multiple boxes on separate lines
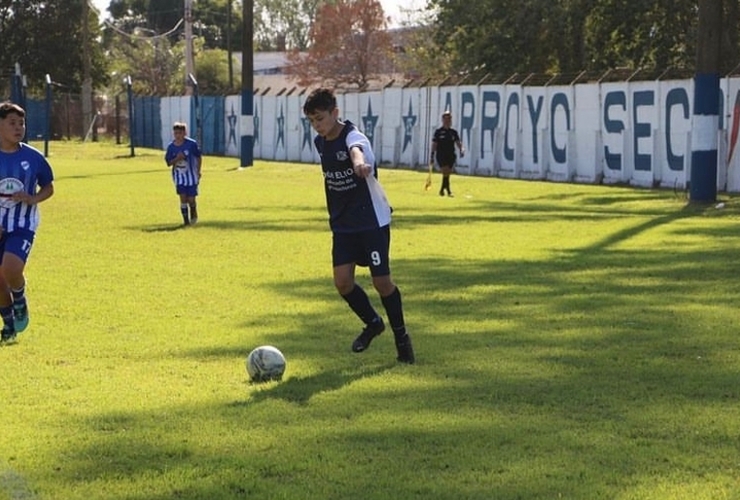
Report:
352,317,385,353
1,325,17,343
190,217,198,225
395,335,415,364
13,302,29,333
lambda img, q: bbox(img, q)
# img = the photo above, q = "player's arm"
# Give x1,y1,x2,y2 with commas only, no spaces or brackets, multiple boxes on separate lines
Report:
13,182,54,205
349,145,372,178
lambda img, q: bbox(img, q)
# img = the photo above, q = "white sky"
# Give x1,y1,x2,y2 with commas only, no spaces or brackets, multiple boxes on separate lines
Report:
90,0,427,27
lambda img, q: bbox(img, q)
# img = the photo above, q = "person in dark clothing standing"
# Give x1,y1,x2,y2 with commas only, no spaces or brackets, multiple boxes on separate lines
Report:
431,111,464,197
303,88,415,364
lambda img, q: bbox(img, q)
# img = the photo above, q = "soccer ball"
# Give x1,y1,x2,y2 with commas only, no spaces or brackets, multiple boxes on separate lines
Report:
246,345,286,382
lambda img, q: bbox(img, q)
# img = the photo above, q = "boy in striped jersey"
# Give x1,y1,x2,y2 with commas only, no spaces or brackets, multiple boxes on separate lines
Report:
0,102,55,343
303,88,414,364
165,122,202,226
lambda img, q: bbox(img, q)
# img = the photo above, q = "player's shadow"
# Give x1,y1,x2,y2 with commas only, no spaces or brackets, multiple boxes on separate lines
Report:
235,363,395,406
138,224,189,232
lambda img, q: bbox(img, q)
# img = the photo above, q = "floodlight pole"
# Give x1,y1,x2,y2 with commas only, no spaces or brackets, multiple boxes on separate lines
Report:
44,74,52,158
240,0,254,168
689,0,722,202
125,75,135,157
188,73,202,146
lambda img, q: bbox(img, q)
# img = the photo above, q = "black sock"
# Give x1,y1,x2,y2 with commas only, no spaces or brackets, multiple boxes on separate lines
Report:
341,285,380,325
0,305,13,332
380,287,407,341
180,204,189,224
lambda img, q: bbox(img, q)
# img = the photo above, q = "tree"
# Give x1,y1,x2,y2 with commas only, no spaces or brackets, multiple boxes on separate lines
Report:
427,0,736,78
254,0,322,50
285,0,393,89
106,0,243,51
0,0,109,95
107,30,186,96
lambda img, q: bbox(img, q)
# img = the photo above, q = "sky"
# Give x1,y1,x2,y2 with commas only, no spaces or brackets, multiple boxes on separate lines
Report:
90,0,426,28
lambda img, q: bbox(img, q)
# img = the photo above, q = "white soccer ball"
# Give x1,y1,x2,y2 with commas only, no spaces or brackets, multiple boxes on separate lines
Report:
246,345,286,382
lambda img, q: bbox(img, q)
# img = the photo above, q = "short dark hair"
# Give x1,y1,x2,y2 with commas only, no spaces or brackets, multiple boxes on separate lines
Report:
303,88,337,115
173,122,187,131
0,101,25,119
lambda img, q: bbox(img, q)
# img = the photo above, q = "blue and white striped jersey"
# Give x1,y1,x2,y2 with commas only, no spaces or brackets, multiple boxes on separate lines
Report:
314,121,391,233
165,137,201,187
0,143,54,233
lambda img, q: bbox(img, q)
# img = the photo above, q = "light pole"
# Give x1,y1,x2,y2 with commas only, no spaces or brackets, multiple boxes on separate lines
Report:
240,0,254,167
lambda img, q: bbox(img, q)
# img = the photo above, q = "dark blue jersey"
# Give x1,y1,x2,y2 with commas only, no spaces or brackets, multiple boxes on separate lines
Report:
0,143,54,232
314,121,391,233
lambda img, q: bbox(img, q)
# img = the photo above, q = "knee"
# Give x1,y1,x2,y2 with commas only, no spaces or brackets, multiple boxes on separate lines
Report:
334,278,354,296
372,278,395,297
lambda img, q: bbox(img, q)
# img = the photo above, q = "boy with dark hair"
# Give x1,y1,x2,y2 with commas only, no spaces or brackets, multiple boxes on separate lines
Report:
0,101,55,343
303,88,414,364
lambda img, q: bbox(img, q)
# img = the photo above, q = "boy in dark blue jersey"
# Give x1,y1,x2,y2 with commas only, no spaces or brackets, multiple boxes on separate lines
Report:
0,102,55,343
303,88,414,364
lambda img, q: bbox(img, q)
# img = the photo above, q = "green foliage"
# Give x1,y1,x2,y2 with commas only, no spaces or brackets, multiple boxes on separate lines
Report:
195,48,238,94
106,31,186,96
0,0,109,94
431,0,737,77
255,0,321,50
1,140,740,499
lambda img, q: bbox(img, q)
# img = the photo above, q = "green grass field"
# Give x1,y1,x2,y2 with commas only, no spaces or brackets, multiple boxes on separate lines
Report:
0,141,739,500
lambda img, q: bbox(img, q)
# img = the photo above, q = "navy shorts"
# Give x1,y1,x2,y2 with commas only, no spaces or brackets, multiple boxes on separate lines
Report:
176,184,199,197
332,226,391,277
0,229,36,264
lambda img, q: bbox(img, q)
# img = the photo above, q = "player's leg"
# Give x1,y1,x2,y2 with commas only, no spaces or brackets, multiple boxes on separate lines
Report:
177,188,190,225
333,232,384,352
1,230,34,337
187,186,199,224
367,227,414,363
0,270,13,343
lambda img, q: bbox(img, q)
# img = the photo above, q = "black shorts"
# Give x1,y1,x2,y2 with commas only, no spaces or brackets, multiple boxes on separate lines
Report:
332,226,391,277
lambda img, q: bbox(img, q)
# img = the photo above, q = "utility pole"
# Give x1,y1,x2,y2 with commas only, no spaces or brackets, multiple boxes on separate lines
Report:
184,0,195,96
689,0,723,202
227,0,234,90
82,0,93,140
240,0,254,167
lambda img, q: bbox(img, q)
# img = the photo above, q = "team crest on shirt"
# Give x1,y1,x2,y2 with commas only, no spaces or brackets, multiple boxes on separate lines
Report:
336,151,349,161
21,161,30,171
0,178,23,208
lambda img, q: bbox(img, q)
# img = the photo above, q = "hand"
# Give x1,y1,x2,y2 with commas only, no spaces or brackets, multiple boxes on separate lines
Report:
353,163,372,178
11,191,33,204
460,149,465,158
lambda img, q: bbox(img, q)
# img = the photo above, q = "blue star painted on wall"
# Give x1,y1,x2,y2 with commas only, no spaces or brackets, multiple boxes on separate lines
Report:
401,99,417,153
362,99,378,147
276,104,285,149
227,104,238,148
301,117,312,151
